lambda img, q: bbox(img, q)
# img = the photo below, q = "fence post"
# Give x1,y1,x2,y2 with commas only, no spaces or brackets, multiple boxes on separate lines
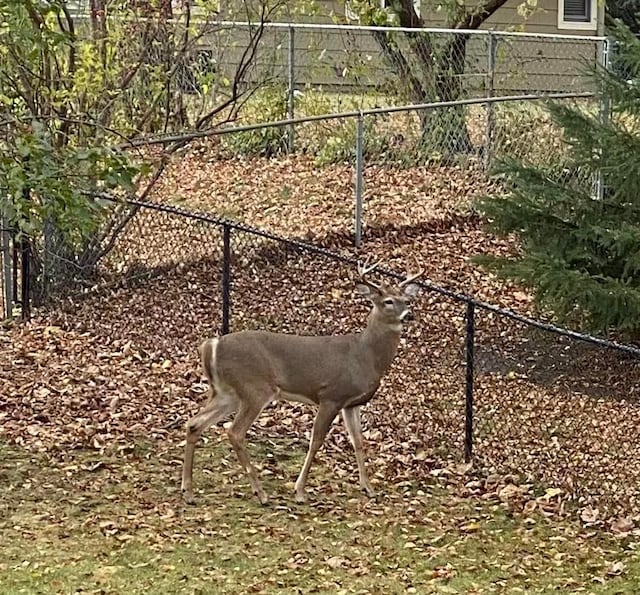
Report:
594,36,611,201
222,224,231,335
12,230,18,305
1,217,12,319
19,185,31,321
354,111,364,248
20,234,31,321
484,32,497,172
464,301,475,462
287,24,295,154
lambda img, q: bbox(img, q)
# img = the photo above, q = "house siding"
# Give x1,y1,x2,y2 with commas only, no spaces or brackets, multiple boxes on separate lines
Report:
204,0,599,95
315,0,597,35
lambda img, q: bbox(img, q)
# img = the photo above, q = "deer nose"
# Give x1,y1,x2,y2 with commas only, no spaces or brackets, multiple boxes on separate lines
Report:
402,310,415,322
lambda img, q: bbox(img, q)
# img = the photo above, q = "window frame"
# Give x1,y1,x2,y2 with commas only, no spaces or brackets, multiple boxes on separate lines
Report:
557,0,597,30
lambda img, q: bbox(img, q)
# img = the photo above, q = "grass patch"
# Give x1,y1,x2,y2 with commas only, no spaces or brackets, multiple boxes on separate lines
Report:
1,439,639,594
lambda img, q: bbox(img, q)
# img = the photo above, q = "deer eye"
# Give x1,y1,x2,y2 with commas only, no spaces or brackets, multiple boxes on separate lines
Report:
383,298,394,306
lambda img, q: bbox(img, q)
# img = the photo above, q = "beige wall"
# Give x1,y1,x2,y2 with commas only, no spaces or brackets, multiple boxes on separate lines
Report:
311,0,598,36
203,1,599,95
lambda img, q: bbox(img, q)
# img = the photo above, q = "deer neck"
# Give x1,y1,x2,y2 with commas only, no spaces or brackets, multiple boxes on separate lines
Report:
359,310,402,375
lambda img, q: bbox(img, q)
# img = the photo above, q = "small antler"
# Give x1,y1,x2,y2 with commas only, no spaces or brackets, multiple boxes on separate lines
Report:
398,259,424,288
357,256,383,290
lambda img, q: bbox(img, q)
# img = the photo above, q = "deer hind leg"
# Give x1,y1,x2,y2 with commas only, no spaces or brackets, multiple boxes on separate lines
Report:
226,390,271,505
181,389,237,505
294,401,341,503
341,406,375,497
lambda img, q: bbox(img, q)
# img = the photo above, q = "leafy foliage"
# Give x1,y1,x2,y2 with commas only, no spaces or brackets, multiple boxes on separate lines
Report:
0,0,289,296
221,86,289,157
492,102,570,170
477,24,640,335
0,0,143,242
607,0,640,36
314,115,394,165
0,121,138,243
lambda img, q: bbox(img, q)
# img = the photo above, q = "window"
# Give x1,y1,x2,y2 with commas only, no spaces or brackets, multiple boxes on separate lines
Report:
558,0,597,30
564,0,590,21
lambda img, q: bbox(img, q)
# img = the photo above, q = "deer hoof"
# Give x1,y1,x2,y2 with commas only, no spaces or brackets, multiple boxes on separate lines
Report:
294,491,308,504
182,490,197,505
256,492,269,506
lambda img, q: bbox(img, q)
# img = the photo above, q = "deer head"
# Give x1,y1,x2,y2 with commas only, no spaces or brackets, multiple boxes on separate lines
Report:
356,257,423,325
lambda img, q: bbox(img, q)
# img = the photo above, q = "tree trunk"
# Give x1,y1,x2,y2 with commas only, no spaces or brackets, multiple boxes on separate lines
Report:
420,34,472,159
372,28,472,159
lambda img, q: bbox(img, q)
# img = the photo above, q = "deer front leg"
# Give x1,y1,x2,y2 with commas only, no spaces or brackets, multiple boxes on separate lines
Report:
227,398,269,505
294,401,341,503
341,406,376,497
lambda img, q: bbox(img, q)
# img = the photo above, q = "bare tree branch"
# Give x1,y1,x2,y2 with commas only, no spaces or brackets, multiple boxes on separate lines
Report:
372,30,427,101
459,0,511,29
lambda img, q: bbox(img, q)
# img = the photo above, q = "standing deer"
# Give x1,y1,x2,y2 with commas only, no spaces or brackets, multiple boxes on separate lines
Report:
181,259,423,505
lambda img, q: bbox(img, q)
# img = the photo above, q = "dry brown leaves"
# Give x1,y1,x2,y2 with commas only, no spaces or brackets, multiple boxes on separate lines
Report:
3,148,640,526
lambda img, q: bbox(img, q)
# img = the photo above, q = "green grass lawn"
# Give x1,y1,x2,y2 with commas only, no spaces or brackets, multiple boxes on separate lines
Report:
1,438,639,594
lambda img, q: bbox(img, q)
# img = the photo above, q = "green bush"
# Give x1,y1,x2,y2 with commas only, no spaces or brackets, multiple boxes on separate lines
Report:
222,86,288,157
287,89,399,164
492,102,574,170
477,24,640,337
313,115,393,165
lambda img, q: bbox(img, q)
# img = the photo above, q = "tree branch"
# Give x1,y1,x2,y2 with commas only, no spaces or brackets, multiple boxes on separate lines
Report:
458,0,510,29
372,30,427,101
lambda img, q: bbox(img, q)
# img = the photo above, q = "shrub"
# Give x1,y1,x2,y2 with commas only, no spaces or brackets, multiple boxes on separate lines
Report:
222,86,288,157
477,24,640,337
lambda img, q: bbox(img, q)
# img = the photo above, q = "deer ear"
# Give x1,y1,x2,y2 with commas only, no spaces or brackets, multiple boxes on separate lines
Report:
403,283,420,299
356,283,376,299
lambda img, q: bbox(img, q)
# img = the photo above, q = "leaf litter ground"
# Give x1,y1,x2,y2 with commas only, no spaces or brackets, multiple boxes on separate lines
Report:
3,148,640,592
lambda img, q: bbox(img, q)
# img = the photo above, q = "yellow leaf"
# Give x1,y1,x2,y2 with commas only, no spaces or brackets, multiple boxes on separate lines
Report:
542,487,562,500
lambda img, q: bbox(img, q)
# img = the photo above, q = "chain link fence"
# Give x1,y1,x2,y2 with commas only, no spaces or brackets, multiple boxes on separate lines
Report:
124,22,603,157
84,19,602,141
39,197,639,519
474,310,640,517
207,23,603,102
138,93,597,247
0,92,600,320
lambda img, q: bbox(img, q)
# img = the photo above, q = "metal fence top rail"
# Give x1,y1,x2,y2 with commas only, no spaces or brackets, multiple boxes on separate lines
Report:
68,13,605,42
94,193,640,358
207,20,607,43
120,92,595,149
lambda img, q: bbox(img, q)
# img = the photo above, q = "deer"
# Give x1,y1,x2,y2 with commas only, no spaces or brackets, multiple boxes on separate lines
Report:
180,258,423,505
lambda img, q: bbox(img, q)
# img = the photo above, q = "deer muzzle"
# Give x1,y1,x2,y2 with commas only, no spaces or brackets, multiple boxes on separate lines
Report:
401,309,415,322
